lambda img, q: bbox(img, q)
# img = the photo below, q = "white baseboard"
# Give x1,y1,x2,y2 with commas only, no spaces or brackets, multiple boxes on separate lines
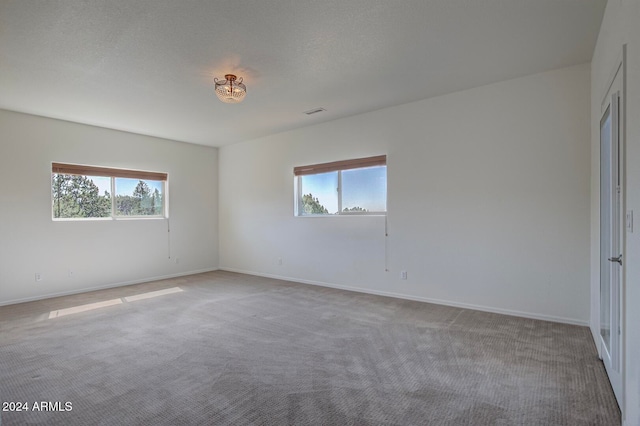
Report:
0,268,219,307
589,323,602,354
219,267,589,327
3,266,589,327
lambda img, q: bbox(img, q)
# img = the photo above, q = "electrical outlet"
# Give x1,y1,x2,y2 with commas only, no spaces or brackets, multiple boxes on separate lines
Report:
400,271,407,280
175,258,180,264
35,273,42,282
68,269,75,278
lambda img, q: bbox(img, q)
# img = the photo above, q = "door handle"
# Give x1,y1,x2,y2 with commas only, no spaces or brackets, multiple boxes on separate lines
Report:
608,255,622,265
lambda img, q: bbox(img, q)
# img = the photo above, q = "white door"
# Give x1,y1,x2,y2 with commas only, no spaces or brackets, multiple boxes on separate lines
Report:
600,62,623,406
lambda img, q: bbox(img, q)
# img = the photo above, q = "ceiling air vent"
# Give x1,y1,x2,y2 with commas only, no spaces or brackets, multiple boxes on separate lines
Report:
304,107,326,115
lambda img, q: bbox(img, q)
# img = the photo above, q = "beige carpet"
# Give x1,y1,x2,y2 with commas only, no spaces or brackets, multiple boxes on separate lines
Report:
0,271,620,425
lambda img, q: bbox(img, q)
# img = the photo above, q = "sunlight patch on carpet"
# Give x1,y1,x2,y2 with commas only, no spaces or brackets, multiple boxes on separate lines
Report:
48,287,183,319
124,287,183,302
48,299,122,319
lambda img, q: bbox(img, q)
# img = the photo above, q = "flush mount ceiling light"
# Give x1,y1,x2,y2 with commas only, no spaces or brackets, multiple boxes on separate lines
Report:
214,74,246,104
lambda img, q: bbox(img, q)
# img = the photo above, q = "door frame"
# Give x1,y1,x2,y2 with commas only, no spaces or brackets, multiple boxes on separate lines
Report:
597,45,626,412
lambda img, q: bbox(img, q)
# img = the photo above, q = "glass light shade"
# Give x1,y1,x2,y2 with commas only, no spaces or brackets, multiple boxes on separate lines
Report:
214,74,246,104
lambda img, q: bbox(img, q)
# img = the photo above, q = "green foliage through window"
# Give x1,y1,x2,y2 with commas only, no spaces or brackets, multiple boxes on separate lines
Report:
343,206,367,212
53,174,111,218
116,179,164,216
302,193,329,214
52,173,165,219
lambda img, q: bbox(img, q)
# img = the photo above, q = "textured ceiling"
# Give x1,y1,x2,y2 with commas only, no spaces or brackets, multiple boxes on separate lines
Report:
0,0,606,147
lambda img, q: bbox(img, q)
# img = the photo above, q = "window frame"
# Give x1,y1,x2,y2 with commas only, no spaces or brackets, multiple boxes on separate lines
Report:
294,155,387,217
51,162,168,221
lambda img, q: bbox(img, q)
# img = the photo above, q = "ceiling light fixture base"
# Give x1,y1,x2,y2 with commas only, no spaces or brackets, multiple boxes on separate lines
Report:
214,74,246,104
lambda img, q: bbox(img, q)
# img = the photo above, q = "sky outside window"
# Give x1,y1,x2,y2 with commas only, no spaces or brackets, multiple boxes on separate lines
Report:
300,172,338,214
299,166,387,214
342,166,386,212
115,178,163,195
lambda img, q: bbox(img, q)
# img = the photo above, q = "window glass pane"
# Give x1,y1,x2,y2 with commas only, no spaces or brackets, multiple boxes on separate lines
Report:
299,172,338,215
52,174,112,218
115,178,164,216
600,106,612,351
341,166,387,213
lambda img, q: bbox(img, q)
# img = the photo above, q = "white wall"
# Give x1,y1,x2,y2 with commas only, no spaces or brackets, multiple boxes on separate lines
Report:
591,0,640,424
219,64,591,325
0,110,218,305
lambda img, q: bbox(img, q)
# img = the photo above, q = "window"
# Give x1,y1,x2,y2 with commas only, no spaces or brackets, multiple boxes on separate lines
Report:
294,155,386,216
51,163,167,219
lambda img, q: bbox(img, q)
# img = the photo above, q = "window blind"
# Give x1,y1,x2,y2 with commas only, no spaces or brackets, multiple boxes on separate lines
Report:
52,163,167,181
293,155,386,176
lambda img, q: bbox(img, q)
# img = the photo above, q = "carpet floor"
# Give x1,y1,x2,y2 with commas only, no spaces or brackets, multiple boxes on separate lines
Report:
0,271,620,425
